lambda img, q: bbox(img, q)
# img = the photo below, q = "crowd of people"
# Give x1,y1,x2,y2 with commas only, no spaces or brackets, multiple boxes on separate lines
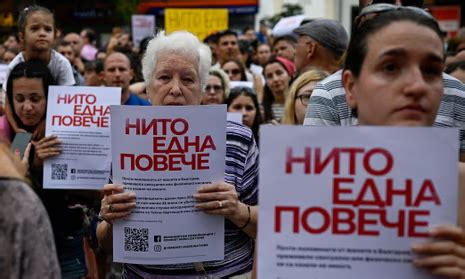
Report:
1,0,465,278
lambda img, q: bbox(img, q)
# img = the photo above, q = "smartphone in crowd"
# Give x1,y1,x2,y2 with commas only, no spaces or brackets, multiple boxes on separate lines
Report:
11,132,32,158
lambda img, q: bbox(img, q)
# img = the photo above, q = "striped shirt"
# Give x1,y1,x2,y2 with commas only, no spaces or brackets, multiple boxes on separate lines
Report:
303,70,465,153
271,103,285,122
124,121,259,278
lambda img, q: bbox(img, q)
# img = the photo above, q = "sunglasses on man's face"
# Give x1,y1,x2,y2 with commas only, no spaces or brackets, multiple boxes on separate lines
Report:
355,3,433,27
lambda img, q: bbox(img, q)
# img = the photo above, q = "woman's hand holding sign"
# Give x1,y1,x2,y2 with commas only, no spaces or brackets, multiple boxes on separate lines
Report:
32,135,62,167
100,184,136,224
195,182,256,238
194,182,240,217
97,184,136,252
412,225,465,278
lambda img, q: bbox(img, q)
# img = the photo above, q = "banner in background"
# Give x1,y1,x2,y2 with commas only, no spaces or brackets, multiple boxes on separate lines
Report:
165,8,228,40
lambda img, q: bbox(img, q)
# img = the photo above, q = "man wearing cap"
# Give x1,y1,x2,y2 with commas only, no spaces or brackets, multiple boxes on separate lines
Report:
293,19,348,74
303,0,465,162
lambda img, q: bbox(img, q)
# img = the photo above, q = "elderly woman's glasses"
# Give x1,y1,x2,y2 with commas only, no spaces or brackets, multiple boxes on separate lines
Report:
355,4,433,27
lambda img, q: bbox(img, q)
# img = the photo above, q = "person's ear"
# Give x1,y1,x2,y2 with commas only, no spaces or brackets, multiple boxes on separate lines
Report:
18,32,24,43
306,41,316,59
342,70,358,110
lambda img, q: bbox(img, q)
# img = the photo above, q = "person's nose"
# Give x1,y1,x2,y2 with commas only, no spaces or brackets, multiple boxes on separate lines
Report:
169,77,182,96
272,73,280,82
23,101,33,111
38,27,49,37
403,67,429,99
206,86,214,94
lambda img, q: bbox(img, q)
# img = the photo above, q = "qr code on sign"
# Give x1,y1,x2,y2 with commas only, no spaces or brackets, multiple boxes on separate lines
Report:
124,227,149,252
51,163,68,180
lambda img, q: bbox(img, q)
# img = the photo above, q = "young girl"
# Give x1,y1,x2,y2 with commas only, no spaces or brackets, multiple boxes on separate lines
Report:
2,5,75,134
2,5,74,92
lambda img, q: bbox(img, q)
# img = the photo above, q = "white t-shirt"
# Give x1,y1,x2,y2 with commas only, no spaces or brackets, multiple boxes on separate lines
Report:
2,49,75,92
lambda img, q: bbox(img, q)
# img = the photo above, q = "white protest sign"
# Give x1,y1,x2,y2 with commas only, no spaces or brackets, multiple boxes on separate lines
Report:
44,86,121,189
258,126,458,279
132,15,155,47
111,105,226,264
227,112,242,124
229,81,254,89
272,15,305,37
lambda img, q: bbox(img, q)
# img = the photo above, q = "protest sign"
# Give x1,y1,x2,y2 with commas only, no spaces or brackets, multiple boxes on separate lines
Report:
111,105,226,264
44,86,121,189
272,15,305,37
227,112,242,124
132,15,155,47
165,8,228,40
258,126,459,279
229,81,254,89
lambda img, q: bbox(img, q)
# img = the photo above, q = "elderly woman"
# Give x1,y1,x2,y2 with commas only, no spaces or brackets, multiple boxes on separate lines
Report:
97,31,258,278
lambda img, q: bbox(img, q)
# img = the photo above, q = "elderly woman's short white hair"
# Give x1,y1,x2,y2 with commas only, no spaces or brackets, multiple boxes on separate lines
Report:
142,31,212,89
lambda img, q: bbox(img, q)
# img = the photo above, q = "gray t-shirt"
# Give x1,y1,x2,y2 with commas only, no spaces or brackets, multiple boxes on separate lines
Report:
0,177,60,279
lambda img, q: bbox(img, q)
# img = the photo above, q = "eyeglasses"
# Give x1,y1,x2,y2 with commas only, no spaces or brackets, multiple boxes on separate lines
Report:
296,92,312,106
355,4,433,27
224,69,241,76
205,85,223,93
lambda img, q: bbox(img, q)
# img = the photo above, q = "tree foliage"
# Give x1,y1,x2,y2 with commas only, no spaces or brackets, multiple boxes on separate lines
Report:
265,3,304,28
114,0,139,24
